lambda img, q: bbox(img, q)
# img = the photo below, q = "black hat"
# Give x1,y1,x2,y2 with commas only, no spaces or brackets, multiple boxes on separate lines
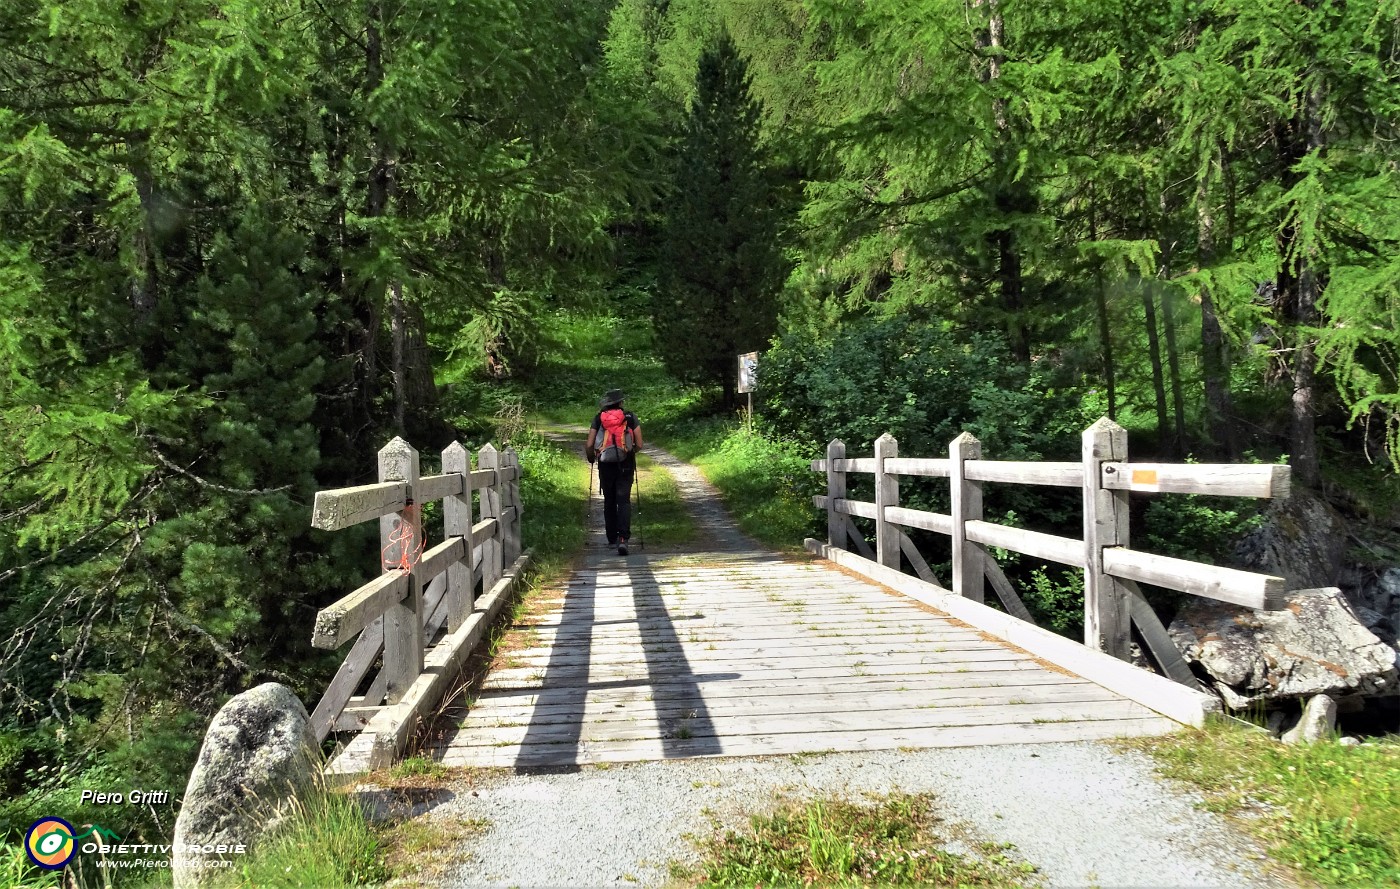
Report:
600,389,625,409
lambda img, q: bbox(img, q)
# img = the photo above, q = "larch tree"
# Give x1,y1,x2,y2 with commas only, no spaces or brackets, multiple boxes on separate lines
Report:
657,32,788,407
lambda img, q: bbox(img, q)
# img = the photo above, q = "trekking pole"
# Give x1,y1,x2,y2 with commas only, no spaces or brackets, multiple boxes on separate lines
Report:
587,459,596,540
633,463,644,550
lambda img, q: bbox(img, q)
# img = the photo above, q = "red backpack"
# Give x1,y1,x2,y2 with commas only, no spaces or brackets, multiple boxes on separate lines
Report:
594,409,635,462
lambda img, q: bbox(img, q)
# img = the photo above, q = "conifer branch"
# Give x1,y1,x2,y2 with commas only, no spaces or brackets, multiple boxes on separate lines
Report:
156,587,297,686
145,444,292,496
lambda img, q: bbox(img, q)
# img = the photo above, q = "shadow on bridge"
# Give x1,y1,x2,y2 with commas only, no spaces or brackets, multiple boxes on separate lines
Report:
509,555,736,772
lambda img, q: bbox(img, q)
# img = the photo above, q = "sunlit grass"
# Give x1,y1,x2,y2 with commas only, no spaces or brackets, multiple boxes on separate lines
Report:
1121,719,1400,887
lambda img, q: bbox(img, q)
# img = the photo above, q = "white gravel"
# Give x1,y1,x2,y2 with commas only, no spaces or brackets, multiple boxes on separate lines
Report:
415,741,1276,888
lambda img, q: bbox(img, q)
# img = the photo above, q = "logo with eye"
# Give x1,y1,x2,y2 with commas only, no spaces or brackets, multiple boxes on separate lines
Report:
24,817,77,870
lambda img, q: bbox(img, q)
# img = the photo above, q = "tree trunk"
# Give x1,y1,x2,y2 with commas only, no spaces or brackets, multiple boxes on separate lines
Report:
1088,196,1116,419
1277,86,1324,488
1197,171,1237,458
1157,193,1186,456
1141,285,1171,452
390,281,407,434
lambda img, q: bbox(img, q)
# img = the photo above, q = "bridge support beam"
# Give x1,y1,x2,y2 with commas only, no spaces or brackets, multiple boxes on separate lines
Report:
874,434,900,571
949,432,984,604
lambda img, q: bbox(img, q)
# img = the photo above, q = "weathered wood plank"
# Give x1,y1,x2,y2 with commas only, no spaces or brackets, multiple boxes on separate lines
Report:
414,472,464,503
311,572,408,650
465,681,1120,725
502,638,1012,668
805,539,1218,727
965,460,1082,487
885,506,953,536
1104,547,1286,610
379,437,423,705
883,457,951,478
435,717,1179,767
966,520,1085,568
1101,462,1289,499
1083,418,1132,659
826,440,846,549
416,537,466,590
442,442,474,632
311,481,407,531
454,698,1157,747
468,468,497,488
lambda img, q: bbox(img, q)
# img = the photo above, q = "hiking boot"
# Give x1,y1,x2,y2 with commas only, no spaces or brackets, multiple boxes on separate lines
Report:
617,539,628,556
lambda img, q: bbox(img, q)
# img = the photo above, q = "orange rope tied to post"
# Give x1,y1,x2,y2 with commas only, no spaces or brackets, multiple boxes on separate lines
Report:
381,501,424,571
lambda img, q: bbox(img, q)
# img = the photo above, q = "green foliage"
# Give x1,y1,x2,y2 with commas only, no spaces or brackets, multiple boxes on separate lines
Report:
1022,568,1085,638
1131,721,1400,888
1141,493,1263,564
689,793,1036,887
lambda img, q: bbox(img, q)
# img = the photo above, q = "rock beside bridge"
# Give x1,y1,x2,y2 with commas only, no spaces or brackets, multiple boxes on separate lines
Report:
1233,488,1347,590
172,682,320,888
1168,588,1399,710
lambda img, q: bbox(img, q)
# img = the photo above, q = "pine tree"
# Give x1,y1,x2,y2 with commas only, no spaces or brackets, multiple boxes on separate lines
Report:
657,32,787,407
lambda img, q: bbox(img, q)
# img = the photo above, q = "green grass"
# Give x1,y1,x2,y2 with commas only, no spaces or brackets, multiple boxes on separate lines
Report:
0,844,57,889
224,788,388,888
630,454,696,547
1123,719,1400,887
678,793,1036,888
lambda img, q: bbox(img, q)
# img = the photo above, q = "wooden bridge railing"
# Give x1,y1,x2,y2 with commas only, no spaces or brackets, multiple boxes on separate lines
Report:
810,417,1290,686
306,436,531,773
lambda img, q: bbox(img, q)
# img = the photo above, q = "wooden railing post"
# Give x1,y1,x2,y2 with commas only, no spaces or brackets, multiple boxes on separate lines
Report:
826,439,846,549
478,443,504,591
503,447,522,564
874,433,900,570
949,432,984,603
442,441,473,631
378,437,422,705
1083,417,1131,658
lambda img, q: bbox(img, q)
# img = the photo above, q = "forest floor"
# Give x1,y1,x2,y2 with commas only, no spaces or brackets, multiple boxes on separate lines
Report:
379,438,1288,889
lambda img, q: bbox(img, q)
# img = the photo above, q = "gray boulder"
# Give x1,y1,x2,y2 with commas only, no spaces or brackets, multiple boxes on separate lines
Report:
1341,566,1400,645
1282,694,1337,744
1168,588,1399,709
1234,488,1347,589
172,683,321,888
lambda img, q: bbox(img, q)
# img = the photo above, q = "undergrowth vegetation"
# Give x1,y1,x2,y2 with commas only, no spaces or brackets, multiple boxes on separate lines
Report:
679,793,1037,888
226,788,388,888
1126,720,1400,888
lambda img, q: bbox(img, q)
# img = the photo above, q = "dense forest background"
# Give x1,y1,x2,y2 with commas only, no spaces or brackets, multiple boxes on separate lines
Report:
3,0,1398,857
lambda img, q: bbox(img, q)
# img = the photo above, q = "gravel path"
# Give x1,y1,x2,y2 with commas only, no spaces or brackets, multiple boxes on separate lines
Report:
407,434,1280,888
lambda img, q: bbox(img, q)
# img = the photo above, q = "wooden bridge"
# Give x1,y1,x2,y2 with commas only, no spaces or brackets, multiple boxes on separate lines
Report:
305,419,1291,774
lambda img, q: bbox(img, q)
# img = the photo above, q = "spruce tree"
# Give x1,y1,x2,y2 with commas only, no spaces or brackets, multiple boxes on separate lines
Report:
657,32,786,407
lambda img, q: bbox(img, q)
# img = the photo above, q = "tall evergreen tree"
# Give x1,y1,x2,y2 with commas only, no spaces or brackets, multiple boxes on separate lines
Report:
657,32,787,407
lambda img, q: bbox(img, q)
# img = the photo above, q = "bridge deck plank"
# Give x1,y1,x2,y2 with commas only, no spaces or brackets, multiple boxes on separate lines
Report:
429,552,1182,768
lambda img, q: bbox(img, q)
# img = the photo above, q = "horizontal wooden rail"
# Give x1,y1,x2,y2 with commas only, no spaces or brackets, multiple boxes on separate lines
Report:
885,505,953,536
966,520,1085,568
313,572,409,649
471,516,499,540
416,537,466,587
1101,462,1290,499
811,495,877,521
966,460,1082,487
883,457,951,478
1104,548,1285,610
414,472,464,502
312,481,408,531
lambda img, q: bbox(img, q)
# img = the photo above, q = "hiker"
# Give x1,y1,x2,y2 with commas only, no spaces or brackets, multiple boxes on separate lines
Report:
586,388,643,556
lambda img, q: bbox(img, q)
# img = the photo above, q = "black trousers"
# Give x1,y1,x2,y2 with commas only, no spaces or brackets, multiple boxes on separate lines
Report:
598,460,635,543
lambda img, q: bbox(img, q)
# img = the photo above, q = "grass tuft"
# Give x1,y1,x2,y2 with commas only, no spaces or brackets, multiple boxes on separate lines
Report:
226,788,388,888
680,793,1036,888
